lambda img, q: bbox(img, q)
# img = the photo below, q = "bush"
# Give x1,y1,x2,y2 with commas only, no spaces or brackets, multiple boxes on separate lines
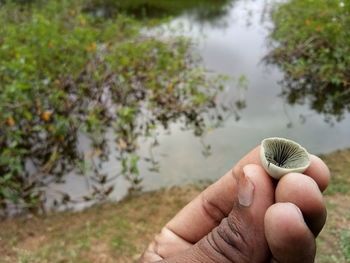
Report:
0,0,227,215
268,0,350,120
83,0,233,22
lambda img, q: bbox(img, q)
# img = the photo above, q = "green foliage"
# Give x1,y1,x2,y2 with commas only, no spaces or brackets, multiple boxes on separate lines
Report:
268,0,350,120
84,0,233,23
0,0,227,215
341,230,350,261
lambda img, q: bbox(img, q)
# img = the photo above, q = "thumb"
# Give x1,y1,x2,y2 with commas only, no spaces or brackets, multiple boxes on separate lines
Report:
161,164,274,263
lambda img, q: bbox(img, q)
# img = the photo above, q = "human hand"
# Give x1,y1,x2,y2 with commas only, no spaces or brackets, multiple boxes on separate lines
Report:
139,146,330,263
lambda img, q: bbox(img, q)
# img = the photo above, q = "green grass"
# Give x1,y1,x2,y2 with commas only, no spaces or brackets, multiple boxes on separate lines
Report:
315,149,350,262
0,185,206,262
320,149,350,195
340,230,350,262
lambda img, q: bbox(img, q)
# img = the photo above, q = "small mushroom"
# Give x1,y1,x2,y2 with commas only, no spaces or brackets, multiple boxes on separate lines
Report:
260,137,310,179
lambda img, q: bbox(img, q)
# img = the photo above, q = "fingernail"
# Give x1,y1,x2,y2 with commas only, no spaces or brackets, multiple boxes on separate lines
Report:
238,166,255,207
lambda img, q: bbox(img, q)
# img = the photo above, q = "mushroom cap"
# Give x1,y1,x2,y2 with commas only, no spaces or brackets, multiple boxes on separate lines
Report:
260,137,310,179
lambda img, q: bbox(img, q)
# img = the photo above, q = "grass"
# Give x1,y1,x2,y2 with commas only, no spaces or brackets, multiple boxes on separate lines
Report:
0,183,207,262
340,230,350,261
321,149,350,195
0,150,350,262
316,149,350,263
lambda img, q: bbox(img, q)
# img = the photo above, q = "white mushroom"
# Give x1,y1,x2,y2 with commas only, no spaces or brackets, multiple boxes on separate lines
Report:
260,137,310,179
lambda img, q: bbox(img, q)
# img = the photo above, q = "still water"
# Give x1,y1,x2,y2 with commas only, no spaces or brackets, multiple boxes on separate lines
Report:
140,0,350,189
53,0,350,209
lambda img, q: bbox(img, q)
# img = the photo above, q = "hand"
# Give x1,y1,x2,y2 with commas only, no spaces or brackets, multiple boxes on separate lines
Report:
139,146,330,263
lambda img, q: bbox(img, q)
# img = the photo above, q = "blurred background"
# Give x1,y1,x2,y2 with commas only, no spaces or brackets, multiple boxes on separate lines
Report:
0,0,349,262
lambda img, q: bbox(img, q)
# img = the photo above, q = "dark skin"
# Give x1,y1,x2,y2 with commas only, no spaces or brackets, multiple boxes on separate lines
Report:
139,146,330,263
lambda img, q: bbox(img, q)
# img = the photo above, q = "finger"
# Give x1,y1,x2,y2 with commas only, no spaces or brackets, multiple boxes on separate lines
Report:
165,146,329,244
139,227,192,262
304,154,330,192
275,173,327,236
139,167,242,262
165,156,272,244
164,146,268,245
265,203,316,263
164,169,241,244
162,164,274,263
140,164,274,262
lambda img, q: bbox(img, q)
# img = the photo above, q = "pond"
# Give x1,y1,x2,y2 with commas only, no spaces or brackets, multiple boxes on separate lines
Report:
51,0,350,211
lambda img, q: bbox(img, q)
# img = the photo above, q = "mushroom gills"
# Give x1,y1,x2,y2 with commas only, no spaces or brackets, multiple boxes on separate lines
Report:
260,137,310,179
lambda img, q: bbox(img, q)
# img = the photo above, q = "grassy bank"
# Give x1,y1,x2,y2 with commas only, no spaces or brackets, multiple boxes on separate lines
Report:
0,149,349,263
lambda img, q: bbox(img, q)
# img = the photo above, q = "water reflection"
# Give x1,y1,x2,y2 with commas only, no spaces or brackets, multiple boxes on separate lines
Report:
84,0,234,26
7,0,349,215
273,76,350,123
48,0,350,209
137,0,350,192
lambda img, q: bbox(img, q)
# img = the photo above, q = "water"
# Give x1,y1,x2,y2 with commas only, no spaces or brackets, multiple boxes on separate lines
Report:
51,0,350,210
138,0,350,190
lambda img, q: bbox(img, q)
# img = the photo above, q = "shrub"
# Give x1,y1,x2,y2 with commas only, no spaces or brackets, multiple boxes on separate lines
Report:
268,0,350,121
0,0,227,215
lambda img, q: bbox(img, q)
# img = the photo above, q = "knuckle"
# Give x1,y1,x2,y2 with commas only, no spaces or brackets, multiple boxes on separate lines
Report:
201,216,252,263
201,193,227,225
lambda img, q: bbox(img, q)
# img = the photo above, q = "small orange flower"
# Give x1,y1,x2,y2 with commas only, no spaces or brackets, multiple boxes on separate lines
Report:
306,20,312,25
54,79,61,86
85,42,97,52
119,139,127,149
42,111,52,121
7,117,15,127
316,25,322,31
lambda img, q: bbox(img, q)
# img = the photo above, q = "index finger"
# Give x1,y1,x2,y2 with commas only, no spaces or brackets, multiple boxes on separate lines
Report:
165,146,330,244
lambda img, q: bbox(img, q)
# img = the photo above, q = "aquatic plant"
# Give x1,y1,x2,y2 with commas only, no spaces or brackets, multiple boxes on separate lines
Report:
267,0,350,121
0,0,232,216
